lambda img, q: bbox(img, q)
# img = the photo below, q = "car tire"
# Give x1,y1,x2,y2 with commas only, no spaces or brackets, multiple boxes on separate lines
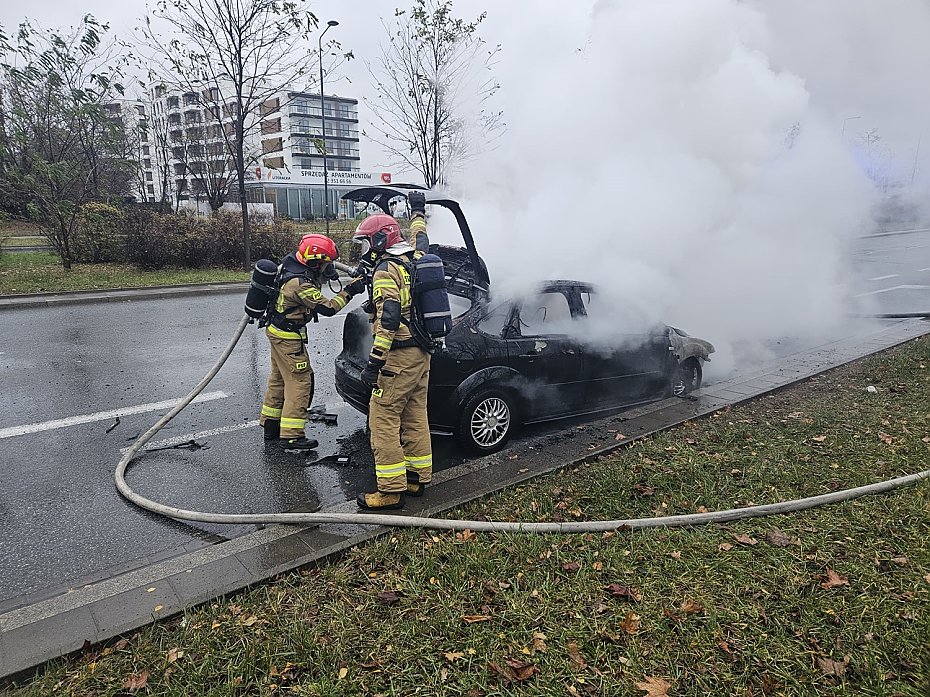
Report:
671,358,702,396
457,389,516,454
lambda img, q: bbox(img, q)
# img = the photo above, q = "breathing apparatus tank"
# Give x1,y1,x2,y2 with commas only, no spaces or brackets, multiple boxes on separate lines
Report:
244,259,279,320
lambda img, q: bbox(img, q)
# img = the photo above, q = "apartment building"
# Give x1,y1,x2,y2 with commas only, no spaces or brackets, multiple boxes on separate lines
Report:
104,99,158,203
141,84,389,218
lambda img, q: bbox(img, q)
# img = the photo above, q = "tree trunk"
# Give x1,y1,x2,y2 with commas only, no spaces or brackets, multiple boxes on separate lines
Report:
234,116,250,271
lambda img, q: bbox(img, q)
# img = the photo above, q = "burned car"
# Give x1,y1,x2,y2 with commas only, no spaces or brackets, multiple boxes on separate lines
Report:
335,187,714,454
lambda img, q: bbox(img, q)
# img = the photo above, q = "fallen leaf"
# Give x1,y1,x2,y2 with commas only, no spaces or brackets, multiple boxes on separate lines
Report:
378,590,402,605
890,556,908,566
615,432,626,441
670,551,681,559
733,533,758,546
718,543,734,552
444,651,465,662
821,569,849,589
620,611,641,634
505,657,538,681
817,655,851,677
462,614,492,624
605,584,641,601
122,671,149,693
457,529,477,542
166,647,184,663
153,605,163,613
635,675,672,696
924,573,930,584
441,667,449,682
680,599,703,614
240,615,258,626
114,639,130,651
489,659,538,684
878,431,894,445
211,620,221,630
338,667,348,680
566,642,587,669
531,632,548,653
561,562,581,573
592,561,604,571
633,483,655,496
766,527,793,547
811,435,827,443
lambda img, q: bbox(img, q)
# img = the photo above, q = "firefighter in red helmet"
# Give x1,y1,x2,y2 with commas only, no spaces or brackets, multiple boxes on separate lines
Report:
353,190,432,509
259,234,365,450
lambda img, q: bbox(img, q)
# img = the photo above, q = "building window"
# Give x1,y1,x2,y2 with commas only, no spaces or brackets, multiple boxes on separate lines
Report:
184,110,201,124
170,130,183,143
183,92,198,106
142,145,150,156
168,114,181,126
147,184,155,195
262,137,283,154
143,158,152,168
202,87,220,102
167,96,180,109
154,86,167,98
261,118,281,135
260,97,280,116
174,163,186,176
145,171,153,181
135,104,146,116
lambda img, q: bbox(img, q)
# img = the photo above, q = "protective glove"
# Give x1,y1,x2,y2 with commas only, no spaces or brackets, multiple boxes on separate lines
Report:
361,356,386,389
408,191,426,217
345,276,366,297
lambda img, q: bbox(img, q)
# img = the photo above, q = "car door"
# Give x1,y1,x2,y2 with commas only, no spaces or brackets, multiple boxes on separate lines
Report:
576,289,671,406
501,288,586,419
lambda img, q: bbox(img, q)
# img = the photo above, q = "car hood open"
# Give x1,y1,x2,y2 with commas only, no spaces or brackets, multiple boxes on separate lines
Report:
342,185,490,291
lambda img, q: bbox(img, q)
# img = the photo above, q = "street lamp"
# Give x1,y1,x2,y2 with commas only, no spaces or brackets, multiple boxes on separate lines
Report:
319,19,339,233
842,115,862,138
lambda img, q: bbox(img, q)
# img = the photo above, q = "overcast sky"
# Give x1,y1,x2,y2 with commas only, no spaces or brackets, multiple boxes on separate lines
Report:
0,0,584,176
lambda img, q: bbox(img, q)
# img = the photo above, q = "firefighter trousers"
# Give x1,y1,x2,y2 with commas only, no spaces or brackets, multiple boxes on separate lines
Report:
260,333,314,438
369,346,432,493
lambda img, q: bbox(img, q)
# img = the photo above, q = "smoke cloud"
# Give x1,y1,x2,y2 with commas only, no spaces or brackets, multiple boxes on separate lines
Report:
425,0,930,378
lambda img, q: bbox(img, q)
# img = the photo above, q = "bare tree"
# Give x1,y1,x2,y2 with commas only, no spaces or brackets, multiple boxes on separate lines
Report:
140,0,350,269
366,0,503,188
0,17,133,269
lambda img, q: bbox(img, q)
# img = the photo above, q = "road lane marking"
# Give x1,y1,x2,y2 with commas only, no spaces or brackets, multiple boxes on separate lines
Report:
121,419,260,454
919,267,930,272
867,274,899,281
853,284,930,298
0,391,229,440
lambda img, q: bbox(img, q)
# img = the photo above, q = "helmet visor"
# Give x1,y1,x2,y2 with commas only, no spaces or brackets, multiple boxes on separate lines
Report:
353,236,371,256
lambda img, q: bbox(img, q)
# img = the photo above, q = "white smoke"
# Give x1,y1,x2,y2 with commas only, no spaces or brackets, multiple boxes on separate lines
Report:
424,0,930,377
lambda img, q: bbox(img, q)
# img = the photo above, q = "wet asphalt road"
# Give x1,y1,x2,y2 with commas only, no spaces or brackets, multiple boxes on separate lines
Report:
0,230,927,607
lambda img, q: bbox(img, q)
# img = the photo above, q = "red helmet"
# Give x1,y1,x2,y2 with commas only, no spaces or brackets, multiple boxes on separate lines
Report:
353,214,403,253
296,234,339,265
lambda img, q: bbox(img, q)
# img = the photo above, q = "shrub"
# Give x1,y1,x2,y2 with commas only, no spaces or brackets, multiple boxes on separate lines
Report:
123,210,303,269
72,202,127,263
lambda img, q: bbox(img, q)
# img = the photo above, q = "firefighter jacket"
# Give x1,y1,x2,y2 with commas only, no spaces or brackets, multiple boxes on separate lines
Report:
368,216,429,362
267,268,353,341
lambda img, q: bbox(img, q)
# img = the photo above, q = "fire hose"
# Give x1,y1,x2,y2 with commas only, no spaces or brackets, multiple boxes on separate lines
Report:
115,261,930,533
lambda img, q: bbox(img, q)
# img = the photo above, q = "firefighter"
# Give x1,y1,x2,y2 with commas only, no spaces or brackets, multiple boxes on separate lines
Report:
353,190,431,510
260,233,365,450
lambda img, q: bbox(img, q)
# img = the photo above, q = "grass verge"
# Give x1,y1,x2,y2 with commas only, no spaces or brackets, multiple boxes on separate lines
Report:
4,337,929,696
0,253,248,295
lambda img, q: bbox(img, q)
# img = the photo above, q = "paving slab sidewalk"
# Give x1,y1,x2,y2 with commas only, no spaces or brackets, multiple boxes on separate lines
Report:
1,317,927,678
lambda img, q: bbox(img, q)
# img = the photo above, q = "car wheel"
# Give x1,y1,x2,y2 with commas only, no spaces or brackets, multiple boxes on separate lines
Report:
457,389,515,454
671,358,702,396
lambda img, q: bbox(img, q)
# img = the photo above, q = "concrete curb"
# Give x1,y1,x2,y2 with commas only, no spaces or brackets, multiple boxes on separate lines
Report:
0,282,249,311
0,317,927,679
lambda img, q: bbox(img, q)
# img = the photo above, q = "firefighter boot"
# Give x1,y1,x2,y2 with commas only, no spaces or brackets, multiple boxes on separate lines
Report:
262,420,281,441
356,491,404,510
406,471,426,497
281,436,319,450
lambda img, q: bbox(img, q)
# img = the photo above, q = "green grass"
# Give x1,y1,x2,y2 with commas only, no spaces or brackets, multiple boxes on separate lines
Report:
0,253,248,295
3,338,929,696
